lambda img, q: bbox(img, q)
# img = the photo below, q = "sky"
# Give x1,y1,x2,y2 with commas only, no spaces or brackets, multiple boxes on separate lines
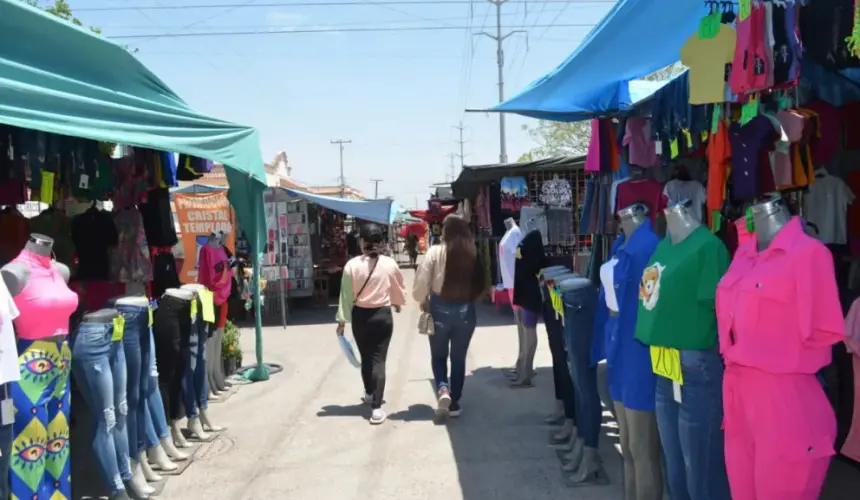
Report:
71,0,616,208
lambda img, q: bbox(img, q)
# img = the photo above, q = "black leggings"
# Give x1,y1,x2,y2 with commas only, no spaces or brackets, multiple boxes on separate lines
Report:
352,306,393,409
153,295,191,421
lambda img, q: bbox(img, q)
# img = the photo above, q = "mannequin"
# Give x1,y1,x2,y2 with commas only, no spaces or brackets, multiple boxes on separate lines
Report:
634,201,731,500
4,235,78,500
109,294,161,493
498,218,525,381
540,268,578,446
73,307,151,500
199,233,229,394
157,288,195,449
557,274,606,485
511,229,544,388
181,283,224,435
597,204,663,500
717,197,844,500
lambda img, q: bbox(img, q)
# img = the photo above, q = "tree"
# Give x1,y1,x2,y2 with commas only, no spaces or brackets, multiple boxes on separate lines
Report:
25,0,100,33
517,62,686,162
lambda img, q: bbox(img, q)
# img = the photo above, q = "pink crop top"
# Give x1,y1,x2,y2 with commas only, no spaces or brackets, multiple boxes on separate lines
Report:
11,250,79,339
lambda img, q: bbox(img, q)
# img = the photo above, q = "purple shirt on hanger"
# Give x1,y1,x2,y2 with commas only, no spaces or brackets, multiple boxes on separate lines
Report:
729,115,774,201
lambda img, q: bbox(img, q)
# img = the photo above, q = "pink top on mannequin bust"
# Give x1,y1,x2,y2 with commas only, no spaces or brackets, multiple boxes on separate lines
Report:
11,250,79,339
197,244,232,306
840,299,860,461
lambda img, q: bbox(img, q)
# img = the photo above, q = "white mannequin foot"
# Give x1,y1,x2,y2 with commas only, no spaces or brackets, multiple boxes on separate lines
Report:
186,417,211,441
568,447,603,484
152,441,184,465
170,421,191,448
552,419,574,442
130,461,157,494
139,452,163,481
561,438,585,472
199,407,224,432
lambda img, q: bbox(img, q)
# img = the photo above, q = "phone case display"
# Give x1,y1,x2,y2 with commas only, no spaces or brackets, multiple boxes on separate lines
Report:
262,201,289,292
286,201,313,296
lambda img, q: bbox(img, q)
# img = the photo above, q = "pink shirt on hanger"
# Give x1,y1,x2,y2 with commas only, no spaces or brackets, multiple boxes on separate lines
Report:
842,298,860,461
716,217,845,374
198,244,232,305
622,118,659,168
584,119,601,172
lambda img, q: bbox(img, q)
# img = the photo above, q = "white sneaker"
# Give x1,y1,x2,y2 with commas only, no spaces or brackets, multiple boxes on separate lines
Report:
370,408,387,425
362,393,373,405
437,387,452,412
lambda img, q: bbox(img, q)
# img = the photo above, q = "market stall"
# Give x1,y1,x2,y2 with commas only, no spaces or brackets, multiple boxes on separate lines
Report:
485,0,860,495
0,2,272,499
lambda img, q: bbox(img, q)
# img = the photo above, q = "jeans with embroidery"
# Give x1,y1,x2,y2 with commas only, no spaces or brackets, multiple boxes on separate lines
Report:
71,321,133,495
117,304,148,455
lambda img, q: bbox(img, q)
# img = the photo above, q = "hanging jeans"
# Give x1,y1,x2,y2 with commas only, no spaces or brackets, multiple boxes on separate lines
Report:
428,295,477,403
352,306,394,409
655,348,730,500
153,295,191,421
561,285,602,448
143,326,170,449
71,321,133,495
117,304,149,456
541,285,576,420
183,304,209,418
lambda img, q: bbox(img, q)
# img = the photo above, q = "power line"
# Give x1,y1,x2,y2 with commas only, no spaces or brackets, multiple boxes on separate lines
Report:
109,23,594,39
80,0,617,11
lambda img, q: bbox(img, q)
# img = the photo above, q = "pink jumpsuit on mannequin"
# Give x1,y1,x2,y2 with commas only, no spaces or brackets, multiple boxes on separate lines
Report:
715,217,844,500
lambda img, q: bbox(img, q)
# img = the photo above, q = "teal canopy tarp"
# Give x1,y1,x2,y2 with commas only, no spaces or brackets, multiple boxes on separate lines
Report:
0,0,270,380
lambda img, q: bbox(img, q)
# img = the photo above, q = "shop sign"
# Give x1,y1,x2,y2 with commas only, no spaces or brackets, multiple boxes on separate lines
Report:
174,191,236,283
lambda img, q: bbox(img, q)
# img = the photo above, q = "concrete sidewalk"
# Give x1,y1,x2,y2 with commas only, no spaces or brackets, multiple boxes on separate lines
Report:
157,269,624,500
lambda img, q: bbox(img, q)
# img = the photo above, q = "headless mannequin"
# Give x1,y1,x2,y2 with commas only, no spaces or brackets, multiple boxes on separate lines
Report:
751,196,791,250
163,288,195,450
502,218,527,380
542,270,579,445
180,283,224,435
557,275,604,484
109,295,168,489
613,204,663,500
1,234,70,296
204,234,229,394
664,199,701,244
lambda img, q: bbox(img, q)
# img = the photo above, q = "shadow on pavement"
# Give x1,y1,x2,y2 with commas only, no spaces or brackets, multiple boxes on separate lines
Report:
474,302,517,328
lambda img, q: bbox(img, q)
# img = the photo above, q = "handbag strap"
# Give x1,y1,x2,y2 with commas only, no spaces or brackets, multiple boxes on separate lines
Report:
353,258,379,305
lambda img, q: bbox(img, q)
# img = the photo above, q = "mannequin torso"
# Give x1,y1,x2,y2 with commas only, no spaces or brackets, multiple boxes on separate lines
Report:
82,308,119,323
752,197,791,251
618,204,648,246
164,288,194,301
1,234,70,297
558,276,592,292
113,296,150,308
665,200,702,244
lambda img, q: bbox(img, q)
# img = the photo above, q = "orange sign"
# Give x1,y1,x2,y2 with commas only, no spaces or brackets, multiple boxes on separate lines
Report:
174,191,236,283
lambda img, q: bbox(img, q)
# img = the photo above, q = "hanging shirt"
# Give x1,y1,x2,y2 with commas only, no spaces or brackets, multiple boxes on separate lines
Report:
635,227,729,350
680,24,737,104
716,217,844,374
802,173,855,245
662,180,707,222
111,208,153,283
706,120,732,220
729,115,775,201
513,229,545,313
0,278,19,385
0,210,29,265
615,179,666,224
805,100,842,167
609,177,631,215
593,219,659,411
622,118,660,167
841,298,860,462
72,208,120,281
198,244,233,305
498,224,523,290
584,119,602,172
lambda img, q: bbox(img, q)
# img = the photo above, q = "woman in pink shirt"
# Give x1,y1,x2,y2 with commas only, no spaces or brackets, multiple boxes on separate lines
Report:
336,223,406,424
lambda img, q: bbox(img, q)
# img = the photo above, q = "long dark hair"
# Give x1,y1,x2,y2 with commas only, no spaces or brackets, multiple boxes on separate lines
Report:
359,223,385,258
440,215,485,302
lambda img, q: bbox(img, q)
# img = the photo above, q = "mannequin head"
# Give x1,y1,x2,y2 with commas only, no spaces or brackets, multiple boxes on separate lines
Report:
617,203,648,238
25,233,54,257
504,217,516,230
751,196,791,251
664,199,701,244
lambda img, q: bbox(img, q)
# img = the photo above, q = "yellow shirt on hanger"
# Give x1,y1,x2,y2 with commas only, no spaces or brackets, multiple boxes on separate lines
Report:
680,24,737,105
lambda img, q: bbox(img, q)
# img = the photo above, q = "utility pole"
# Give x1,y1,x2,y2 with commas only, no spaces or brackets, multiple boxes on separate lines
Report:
448,153,456,182
330,139,352,198
477,0,524,164
370,179,383,199
453,121,468,169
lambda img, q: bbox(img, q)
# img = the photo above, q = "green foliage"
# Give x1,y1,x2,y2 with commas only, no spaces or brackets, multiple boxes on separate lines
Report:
222,320,242,360
517,63,687,162
25,0,100,34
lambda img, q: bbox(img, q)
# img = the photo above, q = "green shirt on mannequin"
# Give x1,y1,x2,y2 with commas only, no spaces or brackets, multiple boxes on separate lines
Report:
635,226,729,350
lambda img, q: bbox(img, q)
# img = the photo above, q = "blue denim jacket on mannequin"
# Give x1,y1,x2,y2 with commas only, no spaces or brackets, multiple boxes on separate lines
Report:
592,219,659,411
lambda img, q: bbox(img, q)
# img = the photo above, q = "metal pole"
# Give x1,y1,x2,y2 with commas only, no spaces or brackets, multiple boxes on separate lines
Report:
276,203,287,329
370,179,383,199
330,139,352,198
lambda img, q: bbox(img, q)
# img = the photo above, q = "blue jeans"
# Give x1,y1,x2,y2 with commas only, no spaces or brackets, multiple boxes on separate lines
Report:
655,348,730,500
71,321,132,494
542,285,576,419
143,327,170,449
183,310,209,417
0,385,12,500
561,285,602,448
117,304,148,456
428,295,476,403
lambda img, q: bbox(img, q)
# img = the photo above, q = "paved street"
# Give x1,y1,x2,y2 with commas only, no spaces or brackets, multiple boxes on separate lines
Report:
158,268,625,500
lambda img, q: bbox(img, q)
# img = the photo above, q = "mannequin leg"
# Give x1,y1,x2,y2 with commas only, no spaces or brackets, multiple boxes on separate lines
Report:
615,402,636,500
0,385,10,500
625,407,663,500
120,308,146,487
510,305,524,378
205,322,221,397
196,323,223,431
212,327,227,391
183,318,209,441
142,327,186,462
542,294,576,436
511,309,538,387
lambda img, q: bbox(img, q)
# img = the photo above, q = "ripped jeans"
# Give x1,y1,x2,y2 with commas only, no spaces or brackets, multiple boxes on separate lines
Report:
71,321,133,494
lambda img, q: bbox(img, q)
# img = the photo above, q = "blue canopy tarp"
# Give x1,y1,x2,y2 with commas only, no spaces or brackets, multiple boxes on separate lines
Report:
0,0,270,379
284,189,397,225
492,0,707,121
